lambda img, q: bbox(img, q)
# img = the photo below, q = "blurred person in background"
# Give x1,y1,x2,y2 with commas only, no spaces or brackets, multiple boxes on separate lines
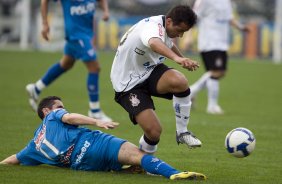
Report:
111,5,202,154
25,0,112,121
190,0,249,114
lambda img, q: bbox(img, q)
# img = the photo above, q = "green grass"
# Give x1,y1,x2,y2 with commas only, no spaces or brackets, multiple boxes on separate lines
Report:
0,50,282,184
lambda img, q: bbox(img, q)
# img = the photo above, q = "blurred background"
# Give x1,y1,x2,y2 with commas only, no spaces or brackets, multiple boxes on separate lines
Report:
0,0,281,63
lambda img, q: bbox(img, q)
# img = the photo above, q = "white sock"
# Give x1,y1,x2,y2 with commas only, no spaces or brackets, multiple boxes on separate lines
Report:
139,135,157,154
190,72,211,98
89,101,100,112
207,78,219,108
173,95,191,134
35,80,46,92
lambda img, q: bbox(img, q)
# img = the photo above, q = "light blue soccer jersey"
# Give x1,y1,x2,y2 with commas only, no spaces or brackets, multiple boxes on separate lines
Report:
16,109,126,171
57,0,97,40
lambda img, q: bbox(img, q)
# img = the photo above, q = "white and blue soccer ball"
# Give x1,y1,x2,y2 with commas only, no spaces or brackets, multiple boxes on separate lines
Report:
225,127,256,158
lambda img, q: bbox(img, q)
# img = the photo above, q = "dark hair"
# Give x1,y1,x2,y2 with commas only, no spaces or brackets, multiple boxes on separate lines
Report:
37,96,61,120
166,5,197,27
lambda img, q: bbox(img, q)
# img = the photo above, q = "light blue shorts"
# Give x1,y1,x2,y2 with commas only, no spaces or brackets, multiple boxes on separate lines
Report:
71,131,126,171
64,39,97,62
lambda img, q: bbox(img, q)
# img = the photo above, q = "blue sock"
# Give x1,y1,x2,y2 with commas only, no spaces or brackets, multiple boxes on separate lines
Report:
88,73,99,113
141,155,180,178
41,63,65,86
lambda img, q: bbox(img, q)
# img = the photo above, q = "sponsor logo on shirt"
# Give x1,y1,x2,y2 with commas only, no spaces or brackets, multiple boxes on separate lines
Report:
140,63,156,79
75,140,91,164
34,124,46,151
143,62,156,70
59,144,75,165
159,56,166,62
134,47,145,55
70,2,95,16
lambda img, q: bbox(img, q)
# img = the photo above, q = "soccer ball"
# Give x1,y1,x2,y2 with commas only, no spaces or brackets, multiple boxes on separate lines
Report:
225,127,256,158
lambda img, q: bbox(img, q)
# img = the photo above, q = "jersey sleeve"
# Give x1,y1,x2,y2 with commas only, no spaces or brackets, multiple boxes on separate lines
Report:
140,21,165,48
227,1,234,20
52,108,69,121
16,142,42,166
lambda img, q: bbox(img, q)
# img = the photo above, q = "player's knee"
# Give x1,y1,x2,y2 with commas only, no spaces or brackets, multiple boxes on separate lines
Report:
88,66,100,73
171,76,188,91
85,61,100,73
60,56,75,70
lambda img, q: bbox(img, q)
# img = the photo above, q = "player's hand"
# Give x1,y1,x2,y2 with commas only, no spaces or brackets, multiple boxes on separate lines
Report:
175,57,199,71
241,25,251,33
41,23,50,41
95,120,119,129
102,11,109,21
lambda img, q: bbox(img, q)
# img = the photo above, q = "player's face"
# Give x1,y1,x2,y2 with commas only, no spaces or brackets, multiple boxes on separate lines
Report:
42,100,64,118
166,19,190,38
51,100,64,110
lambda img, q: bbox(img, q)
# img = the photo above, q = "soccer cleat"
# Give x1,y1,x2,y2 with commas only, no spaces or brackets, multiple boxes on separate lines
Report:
88,110,113,122
26,83,39,112
170,171,207,180
207,105,224,115
176,131,202,148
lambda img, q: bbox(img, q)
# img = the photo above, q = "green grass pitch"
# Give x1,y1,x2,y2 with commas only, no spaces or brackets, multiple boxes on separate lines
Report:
0,50,282,184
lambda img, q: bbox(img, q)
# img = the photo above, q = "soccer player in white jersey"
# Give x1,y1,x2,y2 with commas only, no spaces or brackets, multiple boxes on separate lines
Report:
111,5,201,153
190,0,249,114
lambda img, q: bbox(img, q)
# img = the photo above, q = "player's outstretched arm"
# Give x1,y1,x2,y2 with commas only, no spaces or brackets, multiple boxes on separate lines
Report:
171,44,185,58
98,0,109,21
149,38,199,71
41,0,50,41
230,19,250,33
61,113,119,129
0,154,20,165
149,37,180,61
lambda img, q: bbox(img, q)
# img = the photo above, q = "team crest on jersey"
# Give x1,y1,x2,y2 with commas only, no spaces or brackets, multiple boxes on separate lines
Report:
158,23,163,36
129,93,140,107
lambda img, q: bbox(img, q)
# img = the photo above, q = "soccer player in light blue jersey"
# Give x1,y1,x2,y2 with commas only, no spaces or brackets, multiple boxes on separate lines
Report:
26,0,112,121
0,96,206,180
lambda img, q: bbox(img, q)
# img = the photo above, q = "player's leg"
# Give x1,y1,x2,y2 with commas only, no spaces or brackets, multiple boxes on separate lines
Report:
136,109,162,154
26,54,75,111
80,39,112,121
115,88,161,154
205,51,227,114
154,65,201,148
84,61,112,121
190,71,211,98
117,142,207,180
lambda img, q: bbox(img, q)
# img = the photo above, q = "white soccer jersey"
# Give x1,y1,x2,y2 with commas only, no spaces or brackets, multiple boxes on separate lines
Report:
110,15,173,92
194,0,233,52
